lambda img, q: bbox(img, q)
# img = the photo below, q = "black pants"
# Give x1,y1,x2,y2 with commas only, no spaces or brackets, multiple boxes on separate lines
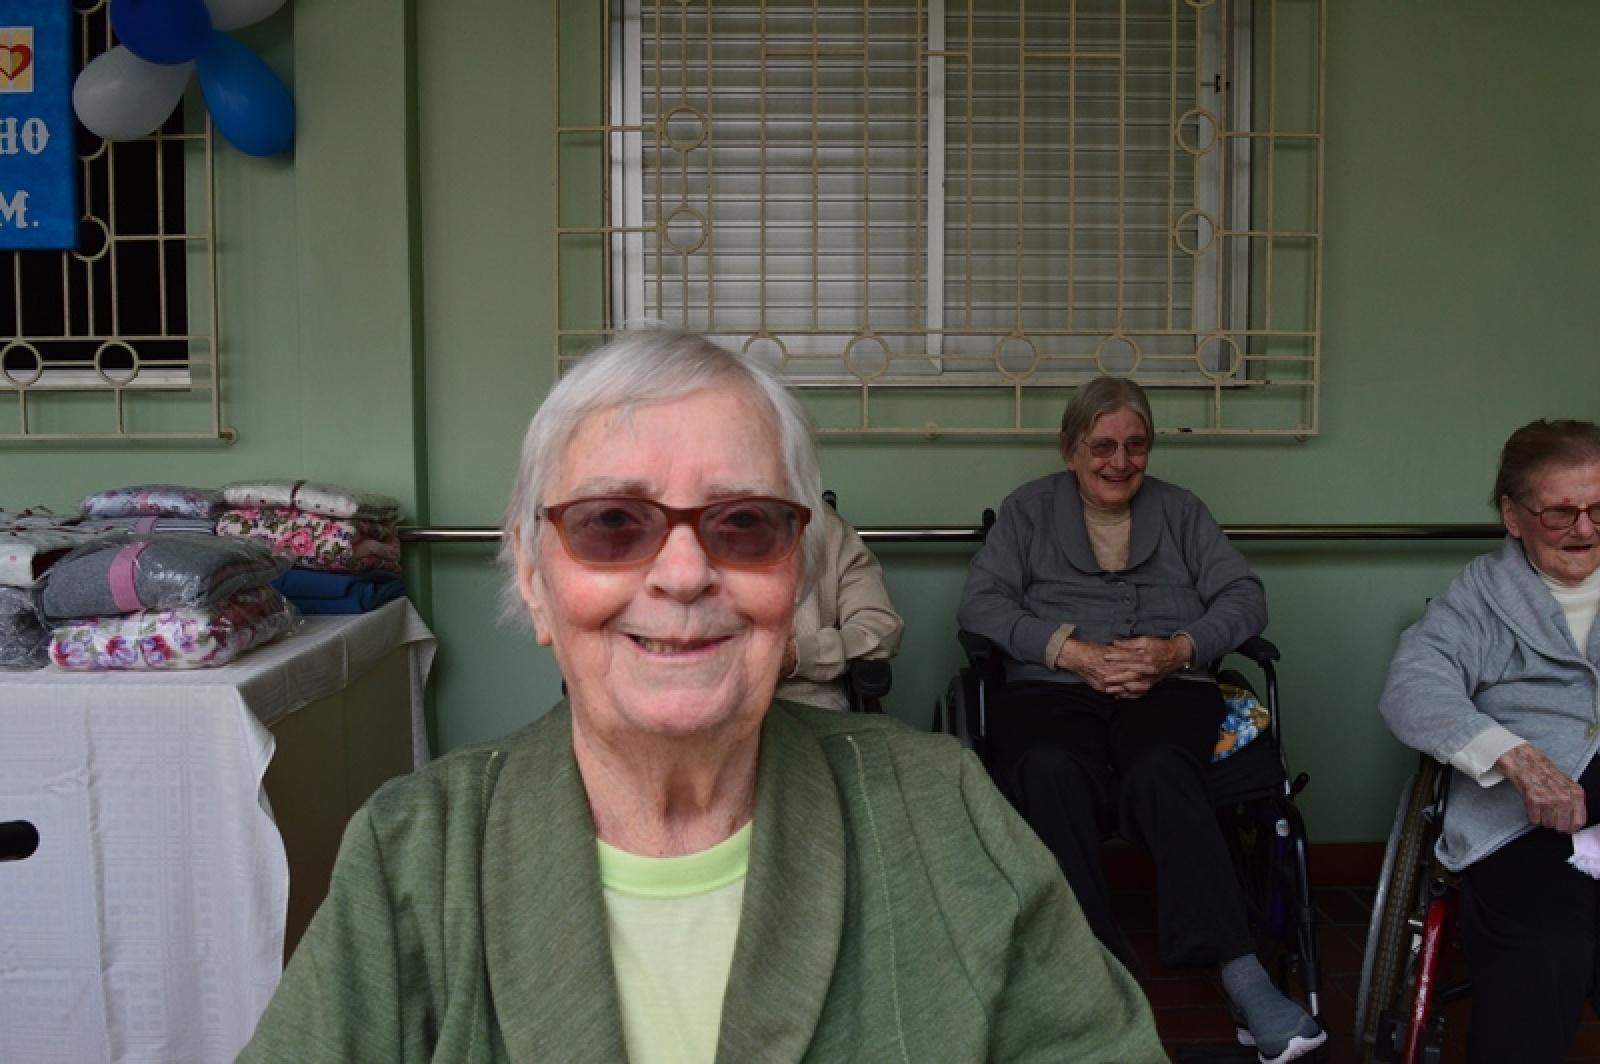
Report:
1458,756,1600,1064
985,678,1255,967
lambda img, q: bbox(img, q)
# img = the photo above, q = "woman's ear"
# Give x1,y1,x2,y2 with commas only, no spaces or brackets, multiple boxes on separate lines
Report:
511,527,554,647
1498,495,1523,541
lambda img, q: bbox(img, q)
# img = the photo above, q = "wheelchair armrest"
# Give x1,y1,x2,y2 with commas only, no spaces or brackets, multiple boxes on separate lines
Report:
1233,635,1281,665
957,629,1008,687
848,658,893,700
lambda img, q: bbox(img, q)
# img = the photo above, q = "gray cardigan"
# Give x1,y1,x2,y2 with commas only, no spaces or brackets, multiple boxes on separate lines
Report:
957,473,1267,686
1380,538,1600,871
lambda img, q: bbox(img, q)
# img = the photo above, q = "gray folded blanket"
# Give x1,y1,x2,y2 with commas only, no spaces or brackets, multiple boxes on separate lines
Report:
0,586,49,670
40,533,288,620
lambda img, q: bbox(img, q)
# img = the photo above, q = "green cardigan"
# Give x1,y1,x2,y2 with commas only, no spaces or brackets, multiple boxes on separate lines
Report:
240,702,1163,1063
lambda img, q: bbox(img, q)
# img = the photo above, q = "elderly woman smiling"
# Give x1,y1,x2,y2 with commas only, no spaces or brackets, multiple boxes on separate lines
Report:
958,376,1324,1063
1381,419,1600,1063
240,331,1162,1063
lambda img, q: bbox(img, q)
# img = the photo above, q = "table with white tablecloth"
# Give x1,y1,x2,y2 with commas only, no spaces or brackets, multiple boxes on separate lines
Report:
0,599,435,1064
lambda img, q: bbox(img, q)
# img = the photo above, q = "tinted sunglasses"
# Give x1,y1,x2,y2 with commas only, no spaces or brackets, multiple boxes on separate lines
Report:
539,496,811,569
1081,436,1151,459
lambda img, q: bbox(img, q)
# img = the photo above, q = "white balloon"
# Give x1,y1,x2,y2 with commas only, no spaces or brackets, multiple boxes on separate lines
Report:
72,47,194,142
203,0,288,32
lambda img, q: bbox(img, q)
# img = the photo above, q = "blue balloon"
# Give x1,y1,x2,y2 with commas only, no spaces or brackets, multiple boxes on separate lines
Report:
196,32,294,157
111,0,213,65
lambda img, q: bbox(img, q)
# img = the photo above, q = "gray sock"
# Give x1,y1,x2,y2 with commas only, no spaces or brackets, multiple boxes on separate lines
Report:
1220,954,1320,1058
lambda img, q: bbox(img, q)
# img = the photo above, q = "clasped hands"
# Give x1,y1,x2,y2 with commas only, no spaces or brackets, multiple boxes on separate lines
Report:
1056,634,1192,699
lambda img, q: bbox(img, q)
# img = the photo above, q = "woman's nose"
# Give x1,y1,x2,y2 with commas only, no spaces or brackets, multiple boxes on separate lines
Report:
647,523,715,599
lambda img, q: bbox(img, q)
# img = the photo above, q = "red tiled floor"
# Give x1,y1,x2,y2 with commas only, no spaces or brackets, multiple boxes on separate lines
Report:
1122,848,1600,1062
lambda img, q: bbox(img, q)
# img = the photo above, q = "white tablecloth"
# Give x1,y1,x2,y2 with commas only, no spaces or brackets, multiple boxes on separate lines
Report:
0,600,435,1064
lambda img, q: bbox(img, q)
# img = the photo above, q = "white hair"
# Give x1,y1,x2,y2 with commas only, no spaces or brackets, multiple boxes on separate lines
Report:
500,330,825,620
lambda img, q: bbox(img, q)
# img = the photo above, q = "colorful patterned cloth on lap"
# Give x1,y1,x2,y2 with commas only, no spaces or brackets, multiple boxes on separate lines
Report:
79,485,226,520
1212,682,1271,762
215,508,401,573
221,480,400,522
49,587,297,670
39,533,288,620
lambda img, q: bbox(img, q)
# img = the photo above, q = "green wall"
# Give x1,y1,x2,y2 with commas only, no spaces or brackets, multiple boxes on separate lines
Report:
3,1,1597,842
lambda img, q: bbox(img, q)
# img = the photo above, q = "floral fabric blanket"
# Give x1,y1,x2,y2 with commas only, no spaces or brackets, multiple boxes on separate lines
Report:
39,533,288,620
49,587,297,671
1,508,102,589
221,480,400,522
216,508,401,573
79,485,226,520
0,586,50,670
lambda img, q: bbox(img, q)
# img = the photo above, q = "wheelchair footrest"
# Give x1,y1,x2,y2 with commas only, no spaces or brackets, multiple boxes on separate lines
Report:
1175,1043,1258,1063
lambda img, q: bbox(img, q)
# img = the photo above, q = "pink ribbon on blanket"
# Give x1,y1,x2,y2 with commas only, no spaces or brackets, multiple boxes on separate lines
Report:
108,541,150,613
134,516,158,534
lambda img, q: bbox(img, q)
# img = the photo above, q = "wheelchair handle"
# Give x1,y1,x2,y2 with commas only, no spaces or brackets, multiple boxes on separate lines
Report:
0,820,39,863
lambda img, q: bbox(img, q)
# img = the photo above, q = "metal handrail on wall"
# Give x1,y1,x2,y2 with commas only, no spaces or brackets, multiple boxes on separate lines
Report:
398,524,1507,545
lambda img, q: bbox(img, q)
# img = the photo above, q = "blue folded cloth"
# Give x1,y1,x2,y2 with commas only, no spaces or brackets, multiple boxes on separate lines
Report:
271,568,405,615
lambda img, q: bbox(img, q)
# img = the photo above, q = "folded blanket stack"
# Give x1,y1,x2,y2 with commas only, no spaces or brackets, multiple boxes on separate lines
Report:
1,508,101,669
40,533,297,671
217,481,406,612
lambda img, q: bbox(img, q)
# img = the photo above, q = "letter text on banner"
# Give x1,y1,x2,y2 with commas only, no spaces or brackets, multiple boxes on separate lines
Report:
0,2,77,250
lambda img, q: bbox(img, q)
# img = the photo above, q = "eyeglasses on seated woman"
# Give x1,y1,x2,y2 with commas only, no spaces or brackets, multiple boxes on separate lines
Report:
239,330,1164,1063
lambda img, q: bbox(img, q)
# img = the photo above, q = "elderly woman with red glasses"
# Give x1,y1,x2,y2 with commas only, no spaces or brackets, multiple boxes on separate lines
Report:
1382,419,1600,1064
959,376,1325,1063
240,332,1161,1063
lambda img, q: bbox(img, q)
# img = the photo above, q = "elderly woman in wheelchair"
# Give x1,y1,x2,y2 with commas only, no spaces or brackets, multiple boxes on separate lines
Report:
957,376,1326,1064
1379,418,1600,1064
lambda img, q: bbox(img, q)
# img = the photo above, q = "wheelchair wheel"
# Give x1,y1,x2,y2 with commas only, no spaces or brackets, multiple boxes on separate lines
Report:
1354,758,1443,1060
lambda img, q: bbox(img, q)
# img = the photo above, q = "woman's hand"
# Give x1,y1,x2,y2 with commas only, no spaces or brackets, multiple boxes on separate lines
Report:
1057,636,1189,699
1497,743,1588,833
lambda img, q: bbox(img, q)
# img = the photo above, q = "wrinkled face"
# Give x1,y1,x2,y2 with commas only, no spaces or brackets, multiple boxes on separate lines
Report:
1064,406,1151,510
1500,461,1600,587
517,387,801,743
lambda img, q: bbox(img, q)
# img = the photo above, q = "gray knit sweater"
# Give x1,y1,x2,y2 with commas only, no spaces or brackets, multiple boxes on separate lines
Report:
1380,538,1600,870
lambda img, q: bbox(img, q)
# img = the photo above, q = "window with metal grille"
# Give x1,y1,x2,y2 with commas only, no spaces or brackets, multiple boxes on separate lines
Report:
0,0,224,442
555,0,1324,435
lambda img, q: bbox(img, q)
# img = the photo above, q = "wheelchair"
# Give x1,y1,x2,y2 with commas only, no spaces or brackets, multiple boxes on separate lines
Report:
1353,756,1466,1064
933,624,1325,1051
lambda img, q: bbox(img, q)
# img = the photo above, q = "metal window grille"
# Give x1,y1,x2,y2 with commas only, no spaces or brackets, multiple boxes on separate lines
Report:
554,0,1324,436
0,0,226,443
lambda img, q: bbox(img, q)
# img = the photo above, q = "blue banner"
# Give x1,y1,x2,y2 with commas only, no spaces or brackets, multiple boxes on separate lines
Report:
0,1,77,250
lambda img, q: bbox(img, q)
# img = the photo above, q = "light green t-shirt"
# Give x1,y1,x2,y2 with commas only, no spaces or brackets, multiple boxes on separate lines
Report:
597,823,751,1064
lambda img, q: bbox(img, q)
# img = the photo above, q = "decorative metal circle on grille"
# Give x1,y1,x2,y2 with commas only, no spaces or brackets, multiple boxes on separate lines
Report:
1196,332,1242,381
661,206,709,254
662,106,709,153
741,332,788,372
843,332,890,381
1172,207,1218,256
1174,107,1220,156
72,216,111,263
1185,0,1218,9
0,341,45,388
1094,333,1142,376
93,340,141,386
992,332,1040,382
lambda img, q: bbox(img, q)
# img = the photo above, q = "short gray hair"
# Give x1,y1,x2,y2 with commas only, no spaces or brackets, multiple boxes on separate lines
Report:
1059,375,1155,450
1491,419,1600,509
500,330,825,618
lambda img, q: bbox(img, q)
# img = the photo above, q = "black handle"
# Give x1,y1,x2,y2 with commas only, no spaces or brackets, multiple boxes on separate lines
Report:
0,821,39,862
